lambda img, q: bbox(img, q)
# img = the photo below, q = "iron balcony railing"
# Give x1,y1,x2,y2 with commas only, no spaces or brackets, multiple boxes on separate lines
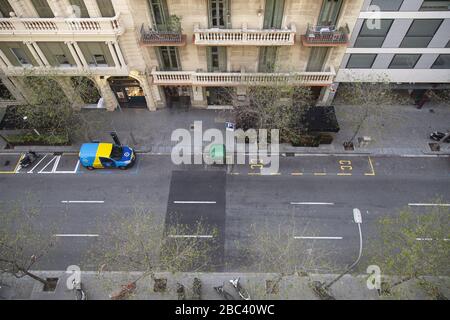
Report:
302,24,349,46
139,24,186,46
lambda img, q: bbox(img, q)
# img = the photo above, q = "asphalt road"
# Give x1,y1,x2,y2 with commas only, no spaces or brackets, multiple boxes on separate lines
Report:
0,152,449,272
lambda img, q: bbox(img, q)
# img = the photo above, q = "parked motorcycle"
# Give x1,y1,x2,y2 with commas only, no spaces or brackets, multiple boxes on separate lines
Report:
430,131,450,142
214,284,235,300
229,277,251,300
19,151,39,168
72,278,87,300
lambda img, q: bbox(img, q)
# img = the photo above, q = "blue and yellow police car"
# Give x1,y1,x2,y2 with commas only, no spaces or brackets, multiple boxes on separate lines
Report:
79,143,136,170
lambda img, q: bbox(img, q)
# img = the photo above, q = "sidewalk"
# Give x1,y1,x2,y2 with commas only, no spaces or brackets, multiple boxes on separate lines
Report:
1,271,448,300
1,103,449,156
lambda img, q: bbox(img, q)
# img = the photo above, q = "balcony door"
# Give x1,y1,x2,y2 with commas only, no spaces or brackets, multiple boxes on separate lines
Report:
208,0,230,28
207,47,227,72
258,47,277,72
263,0,285,29
306,47,328,72
148,0,169,31
0,0,14,17
69,0,90,18
96,0,115,17
157,47,181,71
31,0,54,18
318,0,343,26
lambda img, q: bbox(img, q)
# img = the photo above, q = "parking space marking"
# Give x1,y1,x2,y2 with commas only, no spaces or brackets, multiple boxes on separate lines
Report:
364,156,376,176
291,172,303,176
314,172,327,176
27,154,48,173
0,154,23,174
294,236,343,240
38,155,59,174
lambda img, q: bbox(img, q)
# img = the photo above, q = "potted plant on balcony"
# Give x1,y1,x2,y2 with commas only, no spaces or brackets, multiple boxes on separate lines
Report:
166,15,182,33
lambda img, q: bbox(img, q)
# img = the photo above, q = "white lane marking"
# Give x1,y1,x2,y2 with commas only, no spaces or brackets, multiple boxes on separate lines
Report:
52,155,61,173
53,234,99,237
416,238,450,241
168,235,213,238
27,154,48,173
38,155,58,173
290,202,335,205
55,160,81,174
408,203,450,207
294,236,343,240
173,201,217,204
61,200,105,204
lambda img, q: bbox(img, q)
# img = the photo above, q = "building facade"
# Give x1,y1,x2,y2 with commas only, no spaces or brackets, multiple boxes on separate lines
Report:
336,0,450,94
1,1,447,111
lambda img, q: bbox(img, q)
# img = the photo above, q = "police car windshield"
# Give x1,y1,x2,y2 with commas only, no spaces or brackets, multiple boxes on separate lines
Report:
110,145,123,160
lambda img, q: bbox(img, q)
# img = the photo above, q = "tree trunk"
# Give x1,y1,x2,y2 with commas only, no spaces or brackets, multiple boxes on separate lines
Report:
20,268,50,286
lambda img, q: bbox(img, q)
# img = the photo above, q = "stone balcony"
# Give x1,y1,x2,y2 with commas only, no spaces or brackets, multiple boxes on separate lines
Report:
139,24,186,46
193,23,296,46
0,14,123,41
301,24,349,47
151,66,335,87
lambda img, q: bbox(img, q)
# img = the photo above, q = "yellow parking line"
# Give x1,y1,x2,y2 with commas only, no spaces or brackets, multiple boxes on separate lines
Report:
0,154,23,174
314,172,327,176
365,156,376,176
337,173,352,176
291,172,303,176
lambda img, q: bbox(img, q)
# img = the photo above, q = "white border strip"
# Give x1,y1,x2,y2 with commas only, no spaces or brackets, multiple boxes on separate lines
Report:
408,203,450,207
416,238,449,241
53,234,99,237
168,235,213,238
294,236,343,240
174,201,217,204
290,202,335,205
61,200,105,204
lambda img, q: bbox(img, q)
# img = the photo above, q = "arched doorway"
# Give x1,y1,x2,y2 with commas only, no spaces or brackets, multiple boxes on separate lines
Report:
107,76,147,108
70,76,101,105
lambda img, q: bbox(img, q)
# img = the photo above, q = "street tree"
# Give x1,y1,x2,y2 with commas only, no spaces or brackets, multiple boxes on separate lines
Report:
12,72,101,142
369,203,450,298
334,75,412,148
0,201,57,286
88,204,219,297
216,83,315,143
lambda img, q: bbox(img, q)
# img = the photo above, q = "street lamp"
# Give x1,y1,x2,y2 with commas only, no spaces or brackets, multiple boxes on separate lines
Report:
23,116,41,136
322,208,363,290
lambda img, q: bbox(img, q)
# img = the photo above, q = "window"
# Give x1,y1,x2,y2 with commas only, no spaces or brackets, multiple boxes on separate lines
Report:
69,0,90,18
78,42,113,67
157,47,180,71
370,0,403,11
258,47,277,72
10,48,31,66
389,54,420,69
0,0,14,17
354,19,393,48
420,0,450,11
431,54,450,68
318,0,343,26
96,0,115,17
209,0,230,28
400,19,443,48
346,54,377,68
110,146,123,160
263,0,285,29
31,0,55,18
207,47,227,72
148,0,169,30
